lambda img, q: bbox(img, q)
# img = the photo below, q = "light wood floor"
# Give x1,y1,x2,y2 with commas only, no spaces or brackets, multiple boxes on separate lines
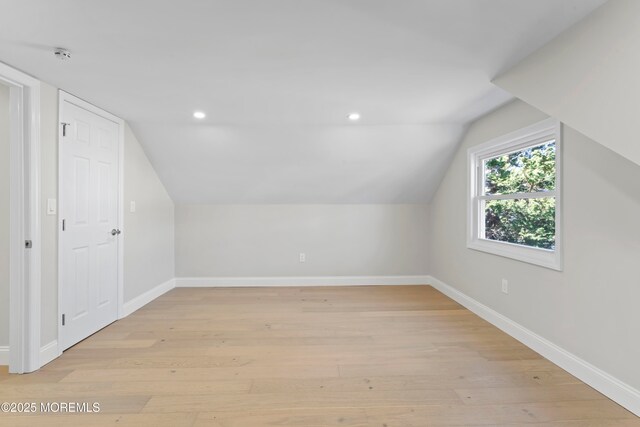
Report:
0,286,637,426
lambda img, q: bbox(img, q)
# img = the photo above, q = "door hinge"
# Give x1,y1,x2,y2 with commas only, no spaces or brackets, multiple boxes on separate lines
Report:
61,122,70,137
62,219,66,231
25,240,32,249
62,314,65,326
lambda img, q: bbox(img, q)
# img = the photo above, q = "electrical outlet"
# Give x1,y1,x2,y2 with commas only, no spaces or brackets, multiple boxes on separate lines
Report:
299,253,306,263
130,201,136,213
501,279,509,294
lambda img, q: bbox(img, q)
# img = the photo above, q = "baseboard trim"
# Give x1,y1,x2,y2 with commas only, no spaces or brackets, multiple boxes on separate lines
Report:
427,275,640,417
121,278,176,318
39,340,59,367
175,275,430,288
0,346,8,366
0,341,59,368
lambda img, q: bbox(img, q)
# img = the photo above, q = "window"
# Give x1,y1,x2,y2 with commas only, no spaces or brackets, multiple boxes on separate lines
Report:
467,118,562,270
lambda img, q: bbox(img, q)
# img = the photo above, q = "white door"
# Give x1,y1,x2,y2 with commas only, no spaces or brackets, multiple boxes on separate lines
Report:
60,99,120,351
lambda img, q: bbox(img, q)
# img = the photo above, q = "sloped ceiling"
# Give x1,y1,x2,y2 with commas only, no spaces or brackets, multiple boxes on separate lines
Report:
494,0,640,169
0,0,605,203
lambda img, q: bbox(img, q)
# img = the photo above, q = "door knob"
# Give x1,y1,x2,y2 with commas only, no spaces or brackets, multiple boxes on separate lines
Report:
111,229,121,236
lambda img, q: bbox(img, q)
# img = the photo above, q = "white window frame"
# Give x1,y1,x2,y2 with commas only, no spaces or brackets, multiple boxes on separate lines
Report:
467,118,562,271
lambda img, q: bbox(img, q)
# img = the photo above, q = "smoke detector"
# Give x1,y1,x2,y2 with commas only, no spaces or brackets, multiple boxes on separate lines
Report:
54,48,71,60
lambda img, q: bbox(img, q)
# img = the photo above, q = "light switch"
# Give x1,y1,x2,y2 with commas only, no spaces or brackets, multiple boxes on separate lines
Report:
47,198,57,215
130,201,136,213
501,279,509,294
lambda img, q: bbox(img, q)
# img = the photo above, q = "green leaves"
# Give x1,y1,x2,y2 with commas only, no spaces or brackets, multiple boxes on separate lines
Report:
485,198,556,249
483,141,556,250
485,141,556,195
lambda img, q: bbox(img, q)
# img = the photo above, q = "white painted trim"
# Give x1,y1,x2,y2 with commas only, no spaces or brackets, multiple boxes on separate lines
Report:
57,90,125,354
58,91,123,125
467,117,563,271
39,340,59,367
0,346,8,366
176,275,430,288
121,279,176,318
427,275,640,417
117,116,125,319
467,238,560,270
0,61,41,373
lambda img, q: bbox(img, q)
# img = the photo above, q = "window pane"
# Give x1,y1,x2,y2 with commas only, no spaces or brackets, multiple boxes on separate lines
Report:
484,197,555,250
484,141,556,195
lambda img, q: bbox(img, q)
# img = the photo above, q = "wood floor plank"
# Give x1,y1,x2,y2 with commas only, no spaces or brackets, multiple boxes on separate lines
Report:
249,371,580,394
0,285,637,426
193,408,370,427
143,389,463,413
454,384,605,405
0,413,197,427
362,400,638,425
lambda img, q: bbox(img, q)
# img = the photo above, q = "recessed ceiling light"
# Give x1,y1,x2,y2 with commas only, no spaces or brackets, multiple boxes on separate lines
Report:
193,111,206,119
348,112,361,121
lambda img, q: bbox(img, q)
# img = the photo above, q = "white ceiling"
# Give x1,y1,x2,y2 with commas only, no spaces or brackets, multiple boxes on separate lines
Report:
0,0,605,203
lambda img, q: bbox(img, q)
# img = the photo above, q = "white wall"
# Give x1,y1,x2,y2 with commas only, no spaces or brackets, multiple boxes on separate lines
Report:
40,82,59,346
176,204,428,278
136,123,466,204
494,0,640,168
0,83,9,347
429,99,640,392
123,124,175,301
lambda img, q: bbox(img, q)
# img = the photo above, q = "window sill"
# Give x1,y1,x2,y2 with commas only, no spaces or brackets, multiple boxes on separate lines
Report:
467,238,562,271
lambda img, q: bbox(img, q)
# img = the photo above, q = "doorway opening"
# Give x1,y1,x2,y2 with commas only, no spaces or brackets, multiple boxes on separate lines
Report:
0,62,41,374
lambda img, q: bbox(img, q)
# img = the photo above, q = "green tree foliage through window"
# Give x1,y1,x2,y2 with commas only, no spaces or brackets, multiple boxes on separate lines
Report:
483,141,556,250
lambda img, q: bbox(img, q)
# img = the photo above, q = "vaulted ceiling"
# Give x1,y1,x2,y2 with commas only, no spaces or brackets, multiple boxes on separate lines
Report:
0,0,605,203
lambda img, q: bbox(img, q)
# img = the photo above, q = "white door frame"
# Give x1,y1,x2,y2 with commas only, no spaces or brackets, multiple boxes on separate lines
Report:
57,91,125,356
0,61,41,373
